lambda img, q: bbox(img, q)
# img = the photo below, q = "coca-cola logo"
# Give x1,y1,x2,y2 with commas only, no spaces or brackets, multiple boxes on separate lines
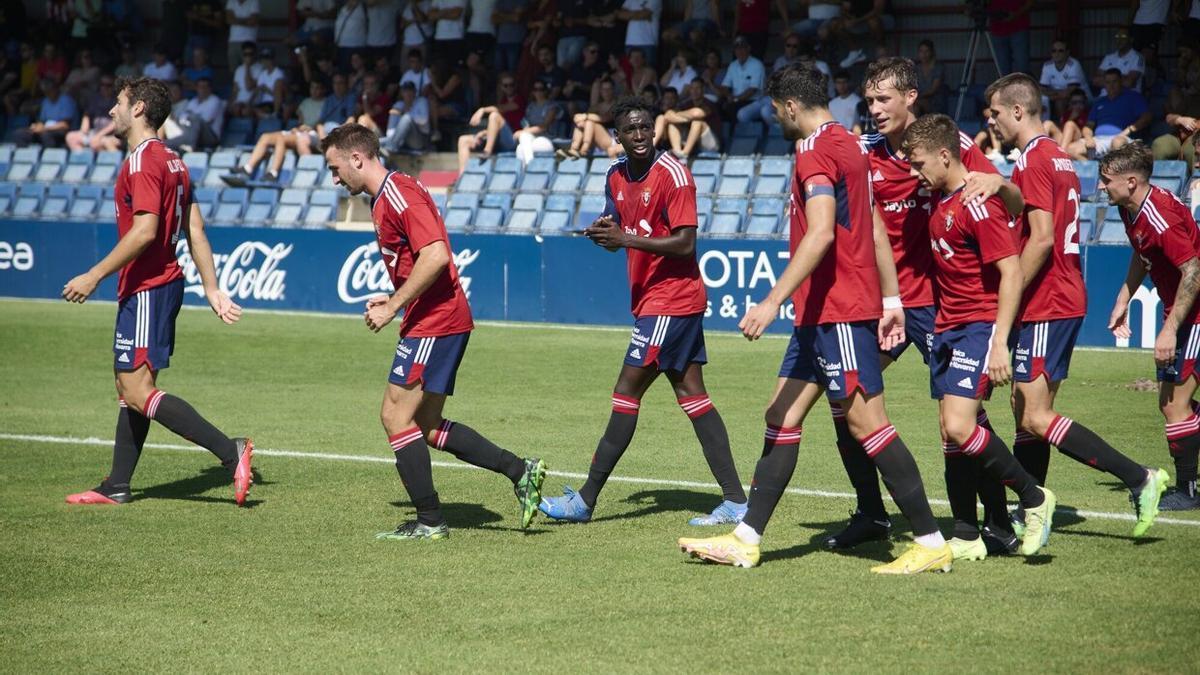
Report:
177,240,291,301
337,242,479,303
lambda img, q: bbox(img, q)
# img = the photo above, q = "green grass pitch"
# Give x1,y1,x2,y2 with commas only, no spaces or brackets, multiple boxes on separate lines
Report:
1,299,1197,672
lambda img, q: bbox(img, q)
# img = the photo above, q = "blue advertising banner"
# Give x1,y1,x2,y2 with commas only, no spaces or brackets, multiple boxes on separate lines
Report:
0,218,1161,348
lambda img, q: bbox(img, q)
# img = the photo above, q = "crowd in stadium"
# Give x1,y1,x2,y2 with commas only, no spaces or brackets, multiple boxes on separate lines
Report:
0,0,1196,183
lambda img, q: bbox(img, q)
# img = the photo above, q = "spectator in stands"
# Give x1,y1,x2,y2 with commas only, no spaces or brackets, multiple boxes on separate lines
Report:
224,85,353,185
0,51,19,109
1129,0,1169,51
699,47,725,102
253,47,287,120
1153,38,1199,165
373,54,402,99
296,79,328,128
655,77,719,158
400,49,434,96
113,44,140,79
618,0,661,66
975,103,1013,160
733,0,782,60
355,72,394,133
228,42,262,118
660,48,698,98
63,49,100,101
1039,40,1090,119
534,45,567,101
915,40,947,115
563,41,604,113
68,0,101,52
399,0,432,61
1066,68,1151,160
426,59,465,142
36,43,68,85
1139,41,1168,99
662,0,720,53
1093,28,1144,93
513,0,557,92
461,48,493,111
11,78,76,147
492,0,528,73
791,0,840,44
1184,0,1200,39
319,72,357,125
561,76,616,158
335,0,369,70
624,48,658,98
367,0,400,62
66,75,118,151
347,51,370,93
184,0,224,57
1057,88,1090,149
513,79,561,162
383,80,432,153
225,0,260,70
455,73,522,172
181,48,215,98
557,0,592,69
462,0,496,62
829,70,862,132
824,0,895,69
657,86,678,115
166,77,223,151
143,47,178,82
430,0,467,57
295,0,337,47
772,35,803,72
986,0,1031,76
724,36,765,123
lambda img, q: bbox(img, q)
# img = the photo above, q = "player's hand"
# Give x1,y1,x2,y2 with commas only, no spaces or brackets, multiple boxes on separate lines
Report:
961,171,1004,207
1154,325,1177,367
584,215,626,250
988,341,1012,387
1108,303,1131,339
878,307,905,352
62,272,99,303
739,298,779,341
208,291,243,325
364,295,397,333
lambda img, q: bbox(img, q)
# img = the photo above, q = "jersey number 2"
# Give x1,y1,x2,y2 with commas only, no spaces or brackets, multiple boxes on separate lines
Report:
1063,187,1080,255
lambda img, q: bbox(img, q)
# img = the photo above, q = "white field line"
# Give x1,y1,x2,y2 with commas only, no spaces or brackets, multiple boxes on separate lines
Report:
4,432,1197,529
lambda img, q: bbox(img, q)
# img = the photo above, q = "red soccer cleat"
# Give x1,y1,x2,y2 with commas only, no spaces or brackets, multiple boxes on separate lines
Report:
233,438,254,506
66,484,130,505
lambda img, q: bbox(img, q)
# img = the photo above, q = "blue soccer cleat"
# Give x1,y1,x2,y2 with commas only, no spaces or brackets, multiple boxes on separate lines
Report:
688,499,748,526
538,485,593,522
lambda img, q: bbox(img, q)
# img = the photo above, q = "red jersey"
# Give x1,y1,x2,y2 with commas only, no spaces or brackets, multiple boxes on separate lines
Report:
862,130,998,308
115,138,189,300
371,171,474,337
1011,135,1087,321
1121,186,1200,325
789,122,881,326
603,153,707,317
929,190,1021,330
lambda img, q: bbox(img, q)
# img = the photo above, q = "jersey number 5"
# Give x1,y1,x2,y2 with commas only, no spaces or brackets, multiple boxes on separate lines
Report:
170,184,185,245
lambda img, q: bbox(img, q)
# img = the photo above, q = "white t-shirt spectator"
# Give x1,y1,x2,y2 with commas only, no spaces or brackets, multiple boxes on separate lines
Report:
255,66,286,105
232,63,263,103
400,67,433,92
1098,48,1145,91
466,0,497,35
432,0,466,40
144,61,178,81
623,0,661,48
663,66,697,96
401,1,433,47
829,92,861,131
335,2,369,48
722,56,765,97
185,94,224,128
1133,0,1169,25
226,0,260,45
367,0,400,47
298,0,336,31
400,97,432,132
808,2,840,20
1040,57,1091,97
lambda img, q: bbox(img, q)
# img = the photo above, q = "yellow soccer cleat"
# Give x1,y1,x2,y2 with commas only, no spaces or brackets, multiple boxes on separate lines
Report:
678,534,761,568
947,536,988,561
1020,487,1056,555
870,542,953,575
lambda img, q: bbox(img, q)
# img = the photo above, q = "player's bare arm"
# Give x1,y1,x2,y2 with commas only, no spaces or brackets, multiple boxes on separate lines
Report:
960,171,1026,217
182,201,242,324
1109,253,1148,339
871,203,905,350
365,240,451,333
1018,207,1055,289
740,183,836,340
989,253,1023,386
1156,257,1200,365
62,212,158,303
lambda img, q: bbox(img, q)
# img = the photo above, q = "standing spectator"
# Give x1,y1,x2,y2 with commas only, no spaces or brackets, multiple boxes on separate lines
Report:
399,0,432,62
618,0,661,67
660,48,698,97
734,0,784,60
366,0,400,62
492,0,528,73
464,0,497,60
36,44,68,85
335,0,369,70
161,0,190,61
11,78,77,147
1153,38,1199,164
563,40,603,113
69,0,101,52
699,47,725,102
513,0,558,92
986,0,1032,76
383,80,432,152
184,0,224,57
1129,0,1169,50
723,36,765,123
296,0,337,47
63,49,101,101
915,40,947,115
1066,69,1151,160
1040,40,1090,119
225,0,260,69
455,74,523,173
829,69,862,131
791,0,840,43
533,45,567,101
514,79,561,163
113,44,140,79
143,47,179,82
66,75,118,151
253,47,287,120
430,0,467,57
181,47,215,97
1093,28,1143,93
229,41,263,117
662,0,721,52
824,0,895,69
1184,0,1200,39
557,0,591,70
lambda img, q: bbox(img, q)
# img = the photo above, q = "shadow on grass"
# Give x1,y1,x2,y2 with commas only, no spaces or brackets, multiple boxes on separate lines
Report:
386,500,551,535
581,488,720,524
135,466,267,508
791,519,896,563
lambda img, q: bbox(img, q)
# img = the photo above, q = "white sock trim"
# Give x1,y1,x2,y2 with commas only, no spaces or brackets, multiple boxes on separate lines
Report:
733,522,762,545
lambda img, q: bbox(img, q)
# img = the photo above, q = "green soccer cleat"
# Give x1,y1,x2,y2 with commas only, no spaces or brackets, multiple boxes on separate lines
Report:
1131,468,1169,537
376,520,449,541
947,536,988,561
1019,487,1056,555
514,457,547,529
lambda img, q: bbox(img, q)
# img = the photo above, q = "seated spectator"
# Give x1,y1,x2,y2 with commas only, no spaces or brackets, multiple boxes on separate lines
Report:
561,77,617,158
724,36,766,123
168,77,224,151
654,77,719,158
347,51,370,93
698,47,724,102
320,72,358,126
533,44,567,101
66,76,119,152
181,47,215,97
455,74,524,173
382,81,432,154
660,48,697,98
36,43,68,84
400,49,433,96
624,48,658,97
253,47,287,119
63,49,101,101
514,80,562,163
229,42,263,117
823,0,894,69
1092,28,1143,93
829,70,862,132
373,54,401,99
1056,88,1090,149
975,104,1013,160
143,46,178,81
113,44,140,79
1066,68,1151,160
0,51,19,106
661,0,720,53
11,78,77,147
296,79,328,129
915,40,947,115
1153,38,1199,165
1040,39,1090,119
773,35,804,72
563,41,604,113
354,73,394,134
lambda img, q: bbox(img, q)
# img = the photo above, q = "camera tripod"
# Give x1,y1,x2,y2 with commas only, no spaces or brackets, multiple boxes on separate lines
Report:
953,19,1003,121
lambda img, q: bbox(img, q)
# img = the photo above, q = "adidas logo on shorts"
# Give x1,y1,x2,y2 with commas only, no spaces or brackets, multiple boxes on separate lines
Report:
118,352,130,363
1016,363,1027,373
828,380,841,391
957,377,973,388
629,348,642,359
393,366,405,377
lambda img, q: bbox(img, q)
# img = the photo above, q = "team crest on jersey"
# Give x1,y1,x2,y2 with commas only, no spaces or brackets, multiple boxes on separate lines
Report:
642,188,651,206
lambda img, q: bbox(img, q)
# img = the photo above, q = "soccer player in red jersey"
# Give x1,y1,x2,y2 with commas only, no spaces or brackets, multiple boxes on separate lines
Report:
903,114,1056,558
826,57,1025,552
321,124,547,539
62,77,254,507
538,97,748,525
1103,141,1200,511
679,66,952,573
978,74,1169,537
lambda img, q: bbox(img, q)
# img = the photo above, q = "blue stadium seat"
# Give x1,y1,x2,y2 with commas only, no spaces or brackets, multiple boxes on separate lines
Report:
558,157,588,175
18,183,46,200
48,184,73,200
588,157,613,175
0,195,10,216
455,172,487,192
40,148,67,165
540,210,571,233
697,196,712,216
754,174,787,194
693,174,716,194
0,182,14,200
0,146,12,164
197,200,213,219
220,187,249,210
35,161,64,181
1095,209,1127,245
506,209,539,231
214,201,244,224
463,156,493,176
318,168,338,189
13,196,40,218
727,137,758,155
551,172,582,191
76,185,102,202
303,204,334,227
194,186,220,206
526,156,555,175
1153,160,1188,183
6,163,33,181
475,207,505,229
290,170,319,188
40,195,69,219
761,137,794,155
1150,175,1182,195
488,172,518,191
744,214,779,237
493,155,521,175
708,212,742,236
243,202,274,224
759,157,790,176
432,192,448,213
88,163,117,184
577,193,605,228
95,150,122,166
1079,203,1100,244
271,203,305,226
250,187,280,207
444,207,473,231
583,174,607,193
519,172,549,191
751,196,786,220
61,163,90,183
311,189,339,208
546,193,576,213
481,192,513,217
723,157,755,177
210,151,239,170
513,193,544,211
97,199,116,221
13,146,40,164
716,175,751,194
68,149,94,165
696,212,709,231
448,192,480,210
1073,160,1099,200
714,197,748,214
182,151,209,170
691,158,721,177
70,198,97,219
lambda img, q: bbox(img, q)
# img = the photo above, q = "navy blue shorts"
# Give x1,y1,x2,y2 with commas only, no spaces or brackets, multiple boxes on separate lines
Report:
113,278,184,372
1157,322,1200,384
882,304,935,364
1012,317,1082,383
930,321,995,400
389,332,470,395
624,313,707,373
778,321,885,400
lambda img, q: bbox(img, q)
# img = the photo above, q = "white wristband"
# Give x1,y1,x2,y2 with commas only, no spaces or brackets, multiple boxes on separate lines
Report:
882,295,903,310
